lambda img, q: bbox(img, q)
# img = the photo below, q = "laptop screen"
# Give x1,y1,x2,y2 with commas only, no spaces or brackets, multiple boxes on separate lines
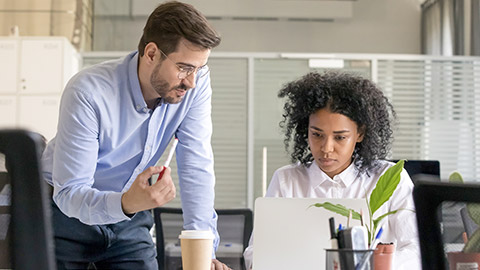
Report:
252,197,368,270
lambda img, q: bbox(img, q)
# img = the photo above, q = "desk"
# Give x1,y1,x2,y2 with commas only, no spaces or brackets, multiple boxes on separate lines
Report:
163,241,244,270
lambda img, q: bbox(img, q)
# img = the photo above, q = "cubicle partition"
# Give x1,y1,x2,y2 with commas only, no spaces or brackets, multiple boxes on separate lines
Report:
82,52,480,210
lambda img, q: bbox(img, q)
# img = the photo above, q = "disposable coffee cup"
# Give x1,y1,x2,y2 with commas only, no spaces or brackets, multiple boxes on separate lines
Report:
179,230,214,270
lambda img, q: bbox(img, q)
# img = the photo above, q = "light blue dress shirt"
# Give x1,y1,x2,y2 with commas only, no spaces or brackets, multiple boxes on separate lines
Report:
42,51,219,248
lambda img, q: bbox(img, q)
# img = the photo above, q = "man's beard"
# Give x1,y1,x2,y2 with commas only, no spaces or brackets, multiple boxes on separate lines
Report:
150,64,188,104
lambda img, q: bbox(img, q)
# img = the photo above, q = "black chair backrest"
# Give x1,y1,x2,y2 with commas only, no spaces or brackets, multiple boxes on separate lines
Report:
0,129,55,270
390,159,440,182
153,207,182,270
153,207,253,270
0,172,11,268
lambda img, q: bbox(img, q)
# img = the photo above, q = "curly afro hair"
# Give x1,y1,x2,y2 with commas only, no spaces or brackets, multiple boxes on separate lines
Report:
278,71,396,173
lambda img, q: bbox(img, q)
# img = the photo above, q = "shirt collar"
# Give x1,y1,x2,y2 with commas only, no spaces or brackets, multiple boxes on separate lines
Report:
336,162,359,187
308,161,329,188
308,160,359,188
128,51,150,113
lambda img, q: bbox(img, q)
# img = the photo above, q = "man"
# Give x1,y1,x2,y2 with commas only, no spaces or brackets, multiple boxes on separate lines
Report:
42,2,230,269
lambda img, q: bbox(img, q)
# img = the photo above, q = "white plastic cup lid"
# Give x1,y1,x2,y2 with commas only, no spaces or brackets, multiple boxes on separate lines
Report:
179,230,215,240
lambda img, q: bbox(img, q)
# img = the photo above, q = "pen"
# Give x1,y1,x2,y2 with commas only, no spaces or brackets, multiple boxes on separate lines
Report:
370,227,383,249
337,224,344,249
329,217,340,266
355,227,384,270
329,217,336,239
373,218,387,241
329,217,338,249
157,138,179,181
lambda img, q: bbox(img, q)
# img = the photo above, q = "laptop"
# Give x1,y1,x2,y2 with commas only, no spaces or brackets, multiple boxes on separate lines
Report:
252,197,368,270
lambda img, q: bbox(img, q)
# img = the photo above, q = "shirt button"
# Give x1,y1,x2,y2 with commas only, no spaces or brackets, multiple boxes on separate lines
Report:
136,105,141,110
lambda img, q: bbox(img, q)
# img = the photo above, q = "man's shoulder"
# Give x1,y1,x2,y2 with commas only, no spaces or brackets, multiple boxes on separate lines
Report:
63,53,136,101
74,55,129,87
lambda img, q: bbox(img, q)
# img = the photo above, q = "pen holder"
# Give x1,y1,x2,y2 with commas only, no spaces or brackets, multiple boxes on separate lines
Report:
373,243,395,270
325,249,374,270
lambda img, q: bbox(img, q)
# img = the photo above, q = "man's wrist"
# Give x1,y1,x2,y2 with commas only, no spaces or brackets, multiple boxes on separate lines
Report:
120,192,135,216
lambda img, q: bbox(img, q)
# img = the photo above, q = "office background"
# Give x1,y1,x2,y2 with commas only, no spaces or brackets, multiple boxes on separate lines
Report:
1,0,480,209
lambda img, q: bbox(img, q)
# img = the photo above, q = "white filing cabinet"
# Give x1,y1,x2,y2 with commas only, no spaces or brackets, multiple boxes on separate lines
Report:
0,96,16,127
0,36,80,141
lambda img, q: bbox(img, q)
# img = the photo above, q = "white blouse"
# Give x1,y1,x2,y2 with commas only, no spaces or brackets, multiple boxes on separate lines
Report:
244,160,421,270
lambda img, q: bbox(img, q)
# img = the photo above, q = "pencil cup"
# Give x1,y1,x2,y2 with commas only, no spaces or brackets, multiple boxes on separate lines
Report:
325,249,374,270
179,230,214,270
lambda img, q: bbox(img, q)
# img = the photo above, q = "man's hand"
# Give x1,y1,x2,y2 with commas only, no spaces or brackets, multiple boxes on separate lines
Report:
211,259,231,270
121,166,176,215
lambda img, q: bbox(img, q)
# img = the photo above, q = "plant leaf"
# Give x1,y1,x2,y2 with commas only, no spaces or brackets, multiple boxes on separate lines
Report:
448,171,464,183
309,202,361,220
369,160,404,215
467,203,480,226
463,227,480,252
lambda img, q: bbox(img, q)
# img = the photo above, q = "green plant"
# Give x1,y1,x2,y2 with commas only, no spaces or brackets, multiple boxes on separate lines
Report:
309,159,408,245
448,172,480,253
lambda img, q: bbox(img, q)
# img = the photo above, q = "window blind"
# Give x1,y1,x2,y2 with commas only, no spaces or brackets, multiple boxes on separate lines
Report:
378,58,480,181
82,52,480,209
159,58,249,208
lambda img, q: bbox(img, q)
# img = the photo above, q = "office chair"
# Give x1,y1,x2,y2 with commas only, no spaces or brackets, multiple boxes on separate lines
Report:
0,171,10,268
153,207,253,270
0,129,56,270
395,160,469,244
389,159,440,183
413,178,480,270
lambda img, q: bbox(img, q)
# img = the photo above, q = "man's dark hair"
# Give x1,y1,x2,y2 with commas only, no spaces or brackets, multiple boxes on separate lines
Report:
278,71,396,173
138,1,221,56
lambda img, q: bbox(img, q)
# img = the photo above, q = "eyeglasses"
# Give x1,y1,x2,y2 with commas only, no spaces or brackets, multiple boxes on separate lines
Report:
158,49,210,80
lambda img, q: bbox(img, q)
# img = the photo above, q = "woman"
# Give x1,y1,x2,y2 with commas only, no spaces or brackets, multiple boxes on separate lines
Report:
244,71,420,270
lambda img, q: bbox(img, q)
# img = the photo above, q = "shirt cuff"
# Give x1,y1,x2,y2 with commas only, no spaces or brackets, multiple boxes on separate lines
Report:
106,191,133,221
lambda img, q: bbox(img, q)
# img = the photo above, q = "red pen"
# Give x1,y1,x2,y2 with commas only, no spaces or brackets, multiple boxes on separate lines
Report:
157,138,178,181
